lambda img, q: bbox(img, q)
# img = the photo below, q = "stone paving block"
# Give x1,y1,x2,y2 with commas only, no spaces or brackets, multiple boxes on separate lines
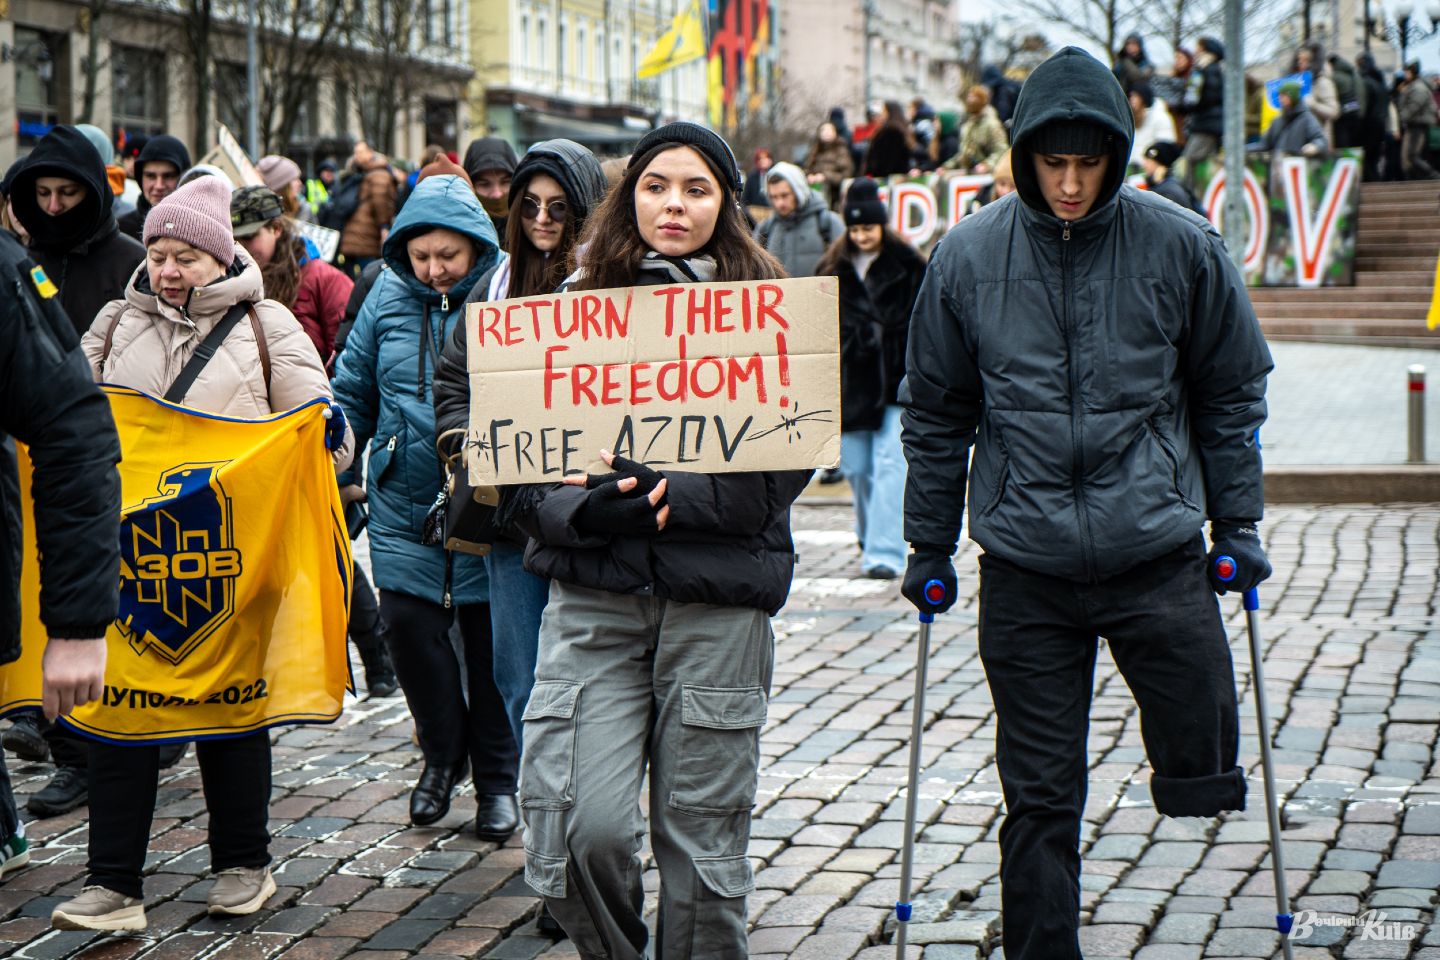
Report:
361,917,452,951
1134,947,1204,960
256,906,338,937
747,926,811,953
1076,924,1146,956
1151,913,1219,944
1201,926,1279,956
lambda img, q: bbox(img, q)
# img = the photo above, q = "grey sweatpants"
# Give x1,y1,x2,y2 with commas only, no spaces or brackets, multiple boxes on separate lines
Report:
521,581,775,960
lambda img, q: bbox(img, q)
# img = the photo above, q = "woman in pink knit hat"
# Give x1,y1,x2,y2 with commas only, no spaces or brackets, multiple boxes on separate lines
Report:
51,175,355,934
257,154,313,223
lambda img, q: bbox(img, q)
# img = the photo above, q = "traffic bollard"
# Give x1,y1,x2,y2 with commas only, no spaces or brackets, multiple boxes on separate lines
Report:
1408,365,1426,464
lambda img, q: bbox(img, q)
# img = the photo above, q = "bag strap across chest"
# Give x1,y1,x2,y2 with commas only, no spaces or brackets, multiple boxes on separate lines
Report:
102,302,270,402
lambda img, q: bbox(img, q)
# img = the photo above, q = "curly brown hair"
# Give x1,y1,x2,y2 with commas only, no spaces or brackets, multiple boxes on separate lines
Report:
256,217,304,310
567,142,784,290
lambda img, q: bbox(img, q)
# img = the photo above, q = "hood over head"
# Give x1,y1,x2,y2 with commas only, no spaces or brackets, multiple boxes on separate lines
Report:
135,134,193,182
511,139,609,226
75,124,115,164
764,161,818,215
463,137,519,179
1009,46,1134,221
980,64,1005,86
10,124,111,252
1197,36,1224,60
382,173,501,304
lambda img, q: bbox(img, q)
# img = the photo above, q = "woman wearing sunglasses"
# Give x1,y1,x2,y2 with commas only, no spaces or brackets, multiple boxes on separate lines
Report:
436,140,608,750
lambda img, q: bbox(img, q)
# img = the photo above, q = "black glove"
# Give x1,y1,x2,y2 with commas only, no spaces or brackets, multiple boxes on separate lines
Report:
577,479,664,536
1206,520,1272,595
585,454,665,498
901,544,958,614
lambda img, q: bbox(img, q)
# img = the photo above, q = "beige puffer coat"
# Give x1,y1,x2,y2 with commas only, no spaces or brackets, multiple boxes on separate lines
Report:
82,243,354,470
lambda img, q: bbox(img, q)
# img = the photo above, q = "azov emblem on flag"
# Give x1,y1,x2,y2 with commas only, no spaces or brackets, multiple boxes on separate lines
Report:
117,461,242,665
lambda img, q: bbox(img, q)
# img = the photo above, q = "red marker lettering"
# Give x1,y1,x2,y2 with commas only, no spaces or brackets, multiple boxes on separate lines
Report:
756,283,788,330
543,344,569,409
653,287,685,337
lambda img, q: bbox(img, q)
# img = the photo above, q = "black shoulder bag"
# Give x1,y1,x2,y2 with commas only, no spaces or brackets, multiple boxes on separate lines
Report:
163,301,262,404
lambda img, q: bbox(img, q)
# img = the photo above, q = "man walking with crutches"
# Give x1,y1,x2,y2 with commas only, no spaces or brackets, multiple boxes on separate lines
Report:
899,47,1275,960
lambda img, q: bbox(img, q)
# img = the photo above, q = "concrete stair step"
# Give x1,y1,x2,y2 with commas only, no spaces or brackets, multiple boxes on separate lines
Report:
1359,182,1440,197
1356,229,1440,243
1259,317,1437,340
1356,256,1437,271
1247,285,1433,302
1356,270,1434,285
1255,304,1427,320
1354,243,1440,256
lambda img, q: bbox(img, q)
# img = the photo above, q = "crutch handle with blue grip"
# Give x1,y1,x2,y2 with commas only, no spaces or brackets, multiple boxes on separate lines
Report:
1215,555,1295,960
895,578,948,959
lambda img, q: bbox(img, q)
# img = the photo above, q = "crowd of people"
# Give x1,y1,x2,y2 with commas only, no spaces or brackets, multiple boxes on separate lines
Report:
0,35,1340,960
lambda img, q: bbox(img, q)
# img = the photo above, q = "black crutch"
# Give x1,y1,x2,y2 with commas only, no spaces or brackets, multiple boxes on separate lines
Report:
895,578,948,959
1215,555,1295,960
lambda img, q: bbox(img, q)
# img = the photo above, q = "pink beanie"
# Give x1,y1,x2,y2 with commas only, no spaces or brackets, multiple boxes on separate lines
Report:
144,176,236,266
257,155,302,193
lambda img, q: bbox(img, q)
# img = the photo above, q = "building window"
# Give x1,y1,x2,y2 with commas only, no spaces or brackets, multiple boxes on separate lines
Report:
112,45,167,139
334,82,350,139
13,27,62,150
558,19,568,81
215,62,249,138
538,18,549,71
578,25,587,80
422,0,433,44
443,0,453,46
520,14,530,68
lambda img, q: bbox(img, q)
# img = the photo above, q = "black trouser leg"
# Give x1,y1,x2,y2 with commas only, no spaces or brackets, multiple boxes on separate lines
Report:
87,744,162,899
350,562,380,639
44,725,89,771
1091,536,1246,816
380,590,469,771
196,732,272,871
457,603,519,793
977,553,1094,960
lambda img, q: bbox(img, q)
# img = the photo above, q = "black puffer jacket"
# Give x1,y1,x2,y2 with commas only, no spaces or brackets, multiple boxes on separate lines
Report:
0,231,122,663
833,236,927,431
901,46,1272,582
10,125,146,333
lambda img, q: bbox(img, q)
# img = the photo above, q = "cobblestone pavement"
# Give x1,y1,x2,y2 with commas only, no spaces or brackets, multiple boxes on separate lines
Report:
1263,343,1440,465
3,503,1438,960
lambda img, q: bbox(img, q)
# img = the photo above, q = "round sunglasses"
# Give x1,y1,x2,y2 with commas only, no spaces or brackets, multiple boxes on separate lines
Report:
519,196,569,223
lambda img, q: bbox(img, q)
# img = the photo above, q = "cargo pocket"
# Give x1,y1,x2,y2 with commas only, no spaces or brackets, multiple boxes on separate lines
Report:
693,854,755,898
525,850,568,899
520,680,581,810
668,685,767,817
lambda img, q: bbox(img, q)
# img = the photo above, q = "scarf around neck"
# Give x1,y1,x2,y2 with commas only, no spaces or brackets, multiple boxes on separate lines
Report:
636,251,718,284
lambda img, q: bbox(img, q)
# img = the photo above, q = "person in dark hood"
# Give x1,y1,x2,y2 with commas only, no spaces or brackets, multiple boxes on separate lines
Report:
115,134,191,243
8,126,146,336
437,138,609,753
462,136,519,240
862,101,916,177
1356,52,1391,180
899,47,1272,960
1112,32,1154,93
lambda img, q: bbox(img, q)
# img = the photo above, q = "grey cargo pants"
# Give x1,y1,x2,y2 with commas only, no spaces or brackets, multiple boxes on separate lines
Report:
521,581,775,960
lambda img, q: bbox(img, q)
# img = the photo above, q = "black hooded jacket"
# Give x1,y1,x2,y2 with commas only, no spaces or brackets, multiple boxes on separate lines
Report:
116,134,192,242
10,125,146,334
900,46,1272,582
0,230,122,663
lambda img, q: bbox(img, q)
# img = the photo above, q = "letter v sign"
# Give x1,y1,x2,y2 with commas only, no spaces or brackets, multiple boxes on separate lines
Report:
1280,155,1359,288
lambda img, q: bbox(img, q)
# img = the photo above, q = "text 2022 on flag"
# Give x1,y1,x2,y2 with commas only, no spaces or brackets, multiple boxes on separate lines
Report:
0,387,353,741
463,276,842,484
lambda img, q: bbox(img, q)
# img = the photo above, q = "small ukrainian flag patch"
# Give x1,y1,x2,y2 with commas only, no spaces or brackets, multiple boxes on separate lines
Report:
28,265,58,299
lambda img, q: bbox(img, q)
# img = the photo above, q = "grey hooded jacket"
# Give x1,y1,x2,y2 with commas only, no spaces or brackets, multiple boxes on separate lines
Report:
900,46,1272,582
753,162,845,277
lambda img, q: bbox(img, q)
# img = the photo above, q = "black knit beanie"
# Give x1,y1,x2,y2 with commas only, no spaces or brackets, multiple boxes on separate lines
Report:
843,178,887,226
629,122,742,193
1029,120,1113,157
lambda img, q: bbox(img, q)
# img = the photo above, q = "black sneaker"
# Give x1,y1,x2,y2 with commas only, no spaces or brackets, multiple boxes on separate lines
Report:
536,905,566,938
863,565,898,580
2,714,49,763
27,765,88,817
818,468,845,485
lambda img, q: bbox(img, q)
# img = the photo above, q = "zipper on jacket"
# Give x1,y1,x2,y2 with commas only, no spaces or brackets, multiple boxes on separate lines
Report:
441,293,449,311
1060,224,1096,582
443,552,453,609
386,435,397,453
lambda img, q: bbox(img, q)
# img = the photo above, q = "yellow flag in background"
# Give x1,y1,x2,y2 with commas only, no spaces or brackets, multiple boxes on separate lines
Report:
638,0,707,79
0,387,353,742
1428,249,1440,330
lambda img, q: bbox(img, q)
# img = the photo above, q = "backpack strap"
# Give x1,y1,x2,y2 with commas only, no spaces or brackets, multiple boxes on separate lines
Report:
247,305,271,397
163,301,252,405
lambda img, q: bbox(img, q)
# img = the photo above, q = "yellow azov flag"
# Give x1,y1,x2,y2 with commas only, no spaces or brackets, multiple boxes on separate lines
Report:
638,0,707,79
0,386,354,742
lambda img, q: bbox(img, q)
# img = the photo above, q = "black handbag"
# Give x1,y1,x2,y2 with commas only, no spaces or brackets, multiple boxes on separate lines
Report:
422,429,501,556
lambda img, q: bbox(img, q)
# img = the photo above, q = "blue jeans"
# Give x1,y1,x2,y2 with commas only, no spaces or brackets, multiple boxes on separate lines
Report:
839,404,906,574
485,540,550,749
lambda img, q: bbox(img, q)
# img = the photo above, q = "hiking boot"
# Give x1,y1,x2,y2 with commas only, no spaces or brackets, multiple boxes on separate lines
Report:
51,886,146,931
0,823,29,880
207,866,276,915
27,765,87,817
2,714,49,762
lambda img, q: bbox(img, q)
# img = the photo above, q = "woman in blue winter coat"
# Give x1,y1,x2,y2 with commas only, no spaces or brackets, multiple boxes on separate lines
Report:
331,156,520,840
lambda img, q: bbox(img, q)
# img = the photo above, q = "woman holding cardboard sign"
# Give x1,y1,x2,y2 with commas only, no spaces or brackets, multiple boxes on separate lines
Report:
498,121,811,960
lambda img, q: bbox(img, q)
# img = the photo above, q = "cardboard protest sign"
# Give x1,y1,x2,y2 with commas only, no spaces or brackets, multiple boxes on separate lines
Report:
464,276,840,483
199,124,265,188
